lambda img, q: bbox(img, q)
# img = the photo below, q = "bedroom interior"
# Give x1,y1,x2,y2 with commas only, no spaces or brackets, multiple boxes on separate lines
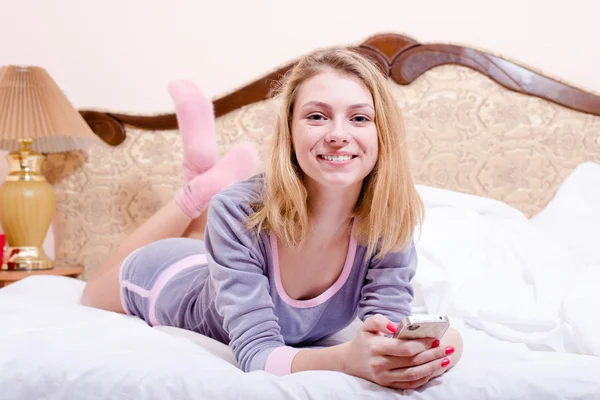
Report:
1,1,599,398
42,31,600,279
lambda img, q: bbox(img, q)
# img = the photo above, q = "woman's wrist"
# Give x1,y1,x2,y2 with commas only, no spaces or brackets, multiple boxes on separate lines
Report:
291,342,350,374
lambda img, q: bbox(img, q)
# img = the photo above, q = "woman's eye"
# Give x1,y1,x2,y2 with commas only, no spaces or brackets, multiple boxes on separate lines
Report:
352,115,370,123
307,113,325,121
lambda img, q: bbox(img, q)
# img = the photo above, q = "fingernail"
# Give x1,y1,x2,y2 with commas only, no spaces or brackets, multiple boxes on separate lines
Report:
441,358,451,367
431,339,440,348
386,322,398,333
445,346,455,355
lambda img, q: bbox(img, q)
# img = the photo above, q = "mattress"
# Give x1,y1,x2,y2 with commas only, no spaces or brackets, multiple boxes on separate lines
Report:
2,163,600,399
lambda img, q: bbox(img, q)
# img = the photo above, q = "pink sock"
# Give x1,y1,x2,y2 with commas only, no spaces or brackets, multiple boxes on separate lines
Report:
176,142,259,219
169,79,219,183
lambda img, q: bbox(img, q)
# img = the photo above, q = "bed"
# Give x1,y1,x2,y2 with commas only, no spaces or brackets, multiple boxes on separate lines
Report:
2,33,600,399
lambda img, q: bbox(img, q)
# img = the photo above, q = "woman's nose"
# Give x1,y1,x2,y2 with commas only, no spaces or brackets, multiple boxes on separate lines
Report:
325,121,350,144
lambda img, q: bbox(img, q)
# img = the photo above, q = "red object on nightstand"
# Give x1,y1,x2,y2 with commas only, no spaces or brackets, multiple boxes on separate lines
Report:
0,234,5,262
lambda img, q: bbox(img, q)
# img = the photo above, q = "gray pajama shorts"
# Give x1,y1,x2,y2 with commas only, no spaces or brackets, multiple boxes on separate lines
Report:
118,237,209,327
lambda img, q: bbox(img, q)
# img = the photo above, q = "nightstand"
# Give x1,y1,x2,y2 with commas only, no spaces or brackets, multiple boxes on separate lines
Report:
0,265,84,288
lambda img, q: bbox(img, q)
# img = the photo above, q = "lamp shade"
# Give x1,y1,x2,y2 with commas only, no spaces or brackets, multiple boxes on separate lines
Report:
0,65,99,153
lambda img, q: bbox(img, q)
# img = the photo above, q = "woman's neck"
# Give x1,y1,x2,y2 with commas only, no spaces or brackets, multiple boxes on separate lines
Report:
305,178,362,242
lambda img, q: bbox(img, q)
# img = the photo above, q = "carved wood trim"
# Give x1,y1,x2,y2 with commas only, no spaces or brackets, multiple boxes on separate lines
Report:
81,33,600,145
79,111,126,146
390,44,600,116
213,64,294,118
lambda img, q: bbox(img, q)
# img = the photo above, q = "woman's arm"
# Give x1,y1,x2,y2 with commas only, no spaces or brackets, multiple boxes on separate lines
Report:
205,193,300,374
352,244,463,384
291,314,459,390
357,244,417,323
292,327,463,374
291,344,347,373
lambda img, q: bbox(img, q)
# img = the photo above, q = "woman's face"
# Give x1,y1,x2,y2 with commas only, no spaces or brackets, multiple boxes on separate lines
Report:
291,71,378,191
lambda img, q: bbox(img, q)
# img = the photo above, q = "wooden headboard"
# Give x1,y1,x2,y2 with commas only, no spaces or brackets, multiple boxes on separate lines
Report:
51,32,600,275
79,33,600,146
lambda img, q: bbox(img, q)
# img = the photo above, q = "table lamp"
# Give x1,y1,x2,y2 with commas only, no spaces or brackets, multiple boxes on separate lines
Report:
0,65,99,270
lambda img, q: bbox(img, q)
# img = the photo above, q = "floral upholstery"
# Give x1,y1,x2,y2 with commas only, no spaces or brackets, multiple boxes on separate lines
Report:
44,65,600,277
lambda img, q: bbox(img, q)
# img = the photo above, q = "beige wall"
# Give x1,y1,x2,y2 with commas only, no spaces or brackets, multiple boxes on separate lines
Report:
2,0,598,113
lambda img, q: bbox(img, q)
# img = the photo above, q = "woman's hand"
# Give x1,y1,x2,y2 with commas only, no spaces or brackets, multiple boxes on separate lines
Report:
339,314,458,390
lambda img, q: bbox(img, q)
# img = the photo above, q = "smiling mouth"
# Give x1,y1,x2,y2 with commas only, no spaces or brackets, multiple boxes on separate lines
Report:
318,154,357,162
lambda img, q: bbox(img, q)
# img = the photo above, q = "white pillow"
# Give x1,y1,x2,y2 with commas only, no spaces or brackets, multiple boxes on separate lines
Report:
530,162,600,266
411,184,528,313
412,184,578,351
416,184,528,221
529,162,600,356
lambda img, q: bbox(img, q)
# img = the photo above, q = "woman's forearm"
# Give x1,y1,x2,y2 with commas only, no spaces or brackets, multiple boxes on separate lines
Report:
291,327,463,375
291,342,350,373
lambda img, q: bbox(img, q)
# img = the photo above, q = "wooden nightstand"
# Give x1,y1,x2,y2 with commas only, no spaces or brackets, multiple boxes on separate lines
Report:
0,265,84,288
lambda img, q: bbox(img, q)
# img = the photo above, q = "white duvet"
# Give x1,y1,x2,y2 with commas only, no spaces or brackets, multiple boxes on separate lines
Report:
413,162,600,357
1,163,600,399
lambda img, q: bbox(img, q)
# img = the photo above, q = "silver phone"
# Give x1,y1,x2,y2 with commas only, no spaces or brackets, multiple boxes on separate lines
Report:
393,315,450,340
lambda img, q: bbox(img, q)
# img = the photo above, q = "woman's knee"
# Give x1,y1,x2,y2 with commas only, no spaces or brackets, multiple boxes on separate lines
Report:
80,263,125,313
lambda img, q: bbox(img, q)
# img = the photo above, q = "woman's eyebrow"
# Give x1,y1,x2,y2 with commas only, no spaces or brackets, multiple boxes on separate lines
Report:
301,101,332,112
348,103,375,112
301,101,374,112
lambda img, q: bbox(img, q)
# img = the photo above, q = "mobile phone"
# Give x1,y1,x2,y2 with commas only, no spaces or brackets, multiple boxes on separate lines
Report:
393,315,450,340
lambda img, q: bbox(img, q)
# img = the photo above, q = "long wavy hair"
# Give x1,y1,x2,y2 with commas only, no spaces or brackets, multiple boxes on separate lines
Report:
247,47,423,259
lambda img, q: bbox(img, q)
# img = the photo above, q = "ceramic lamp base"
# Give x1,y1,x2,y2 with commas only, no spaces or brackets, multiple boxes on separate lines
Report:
2,246,53,270
0,140,56,271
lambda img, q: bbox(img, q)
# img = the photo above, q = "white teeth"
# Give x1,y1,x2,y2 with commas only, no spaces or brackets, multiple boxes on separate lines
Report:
321,155,353,162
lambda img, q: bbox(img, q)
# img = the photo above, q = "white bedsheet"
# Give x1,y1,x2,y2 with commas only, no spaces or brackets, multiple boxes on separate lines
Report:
1,276,600,400
2,163,600,399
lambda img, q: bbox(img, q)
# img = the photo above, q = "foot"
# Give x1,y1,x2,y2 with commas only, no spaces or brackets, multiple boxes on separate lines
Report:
176,142,259,219
169,79,219,183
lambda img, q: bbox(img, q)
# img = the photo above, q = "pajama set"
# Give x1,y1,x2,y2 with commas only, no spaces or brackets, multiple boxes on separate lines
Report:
119,175,417,375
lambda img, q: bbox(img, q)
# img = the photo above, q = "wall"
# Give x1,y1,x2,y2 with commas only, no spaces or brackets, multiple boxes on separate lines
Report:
1,0,598,113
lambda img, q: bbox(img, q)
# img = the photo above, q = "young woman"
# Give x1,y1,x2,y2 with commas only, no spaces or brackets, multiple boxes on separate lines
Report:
82,47,463,390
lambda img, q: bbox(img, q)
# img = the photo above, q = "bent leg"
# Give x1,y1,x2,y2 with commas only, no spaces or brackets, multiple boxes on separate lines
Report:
81,143,259,312
81,200,192,312
181,141,258,238
119,237,208,327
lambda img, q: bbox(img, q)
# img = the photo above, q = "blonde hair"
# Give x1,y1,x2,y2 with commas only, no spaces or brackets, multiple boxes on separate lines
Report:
247,47,423,259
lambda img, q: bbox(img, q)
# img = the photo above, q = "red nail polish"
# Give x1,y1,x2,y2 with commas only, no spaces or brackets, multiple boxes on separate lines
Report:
441,358,451,367
431,340,440,348
445,346,455,355
386,322,398,333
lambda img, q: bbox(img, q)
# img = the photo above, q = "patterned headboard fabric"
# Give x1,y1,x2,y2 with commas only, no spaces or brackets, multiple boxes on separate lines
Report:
44,33,600,277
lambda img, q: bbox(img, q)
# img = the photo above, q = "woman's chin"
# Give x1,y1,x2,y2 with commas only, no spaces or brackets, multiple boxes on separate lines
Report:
313,173,363,189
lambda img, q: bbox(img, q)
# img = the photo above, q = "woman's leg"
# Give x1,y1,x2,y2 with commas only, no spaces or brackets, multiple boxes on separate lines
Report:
118,237,212,329
182,210,208,240
81,144,258,311
172,78,215,241
80,200,192,312
81,79,259,311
